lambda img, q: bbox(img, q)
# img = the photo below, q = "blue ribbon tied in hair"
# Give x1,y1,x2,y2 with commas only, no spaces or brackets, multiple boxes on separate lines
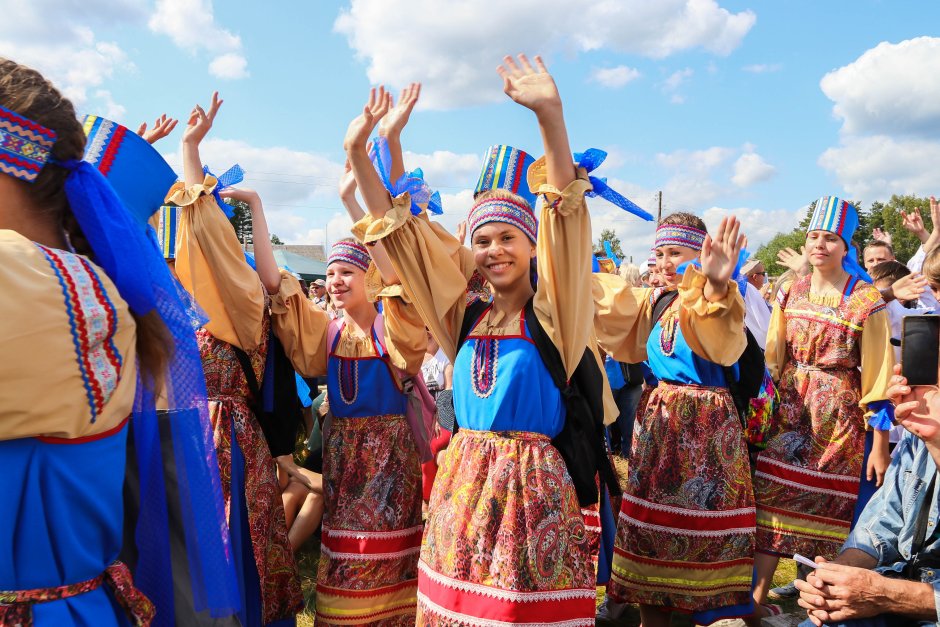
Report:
369,136,443,215
574,149,653,222
603,240,621,267
203,164,245,218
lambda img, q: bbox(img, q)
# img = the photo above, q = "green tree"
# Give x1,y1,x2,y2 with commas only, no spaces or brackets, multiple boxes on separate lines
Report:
270,234,284,245
861,194,933,263
595,228,624,259
753,229,807,276
226,199,252,244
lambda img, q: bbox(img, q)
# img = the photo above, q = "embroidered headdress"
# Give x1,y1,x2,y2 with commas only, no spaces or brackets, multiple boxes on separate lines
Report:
328,240,371,272
0,105,57,182
474,144,536,207
653,223,707,251
806,195,871,282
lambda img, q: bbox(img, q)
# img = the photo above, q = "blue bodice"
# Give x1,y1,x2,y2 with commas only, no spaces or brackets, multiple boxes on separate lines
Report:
0,424,131,626
453,309,565,437
646,316,734,387
327,325,408,418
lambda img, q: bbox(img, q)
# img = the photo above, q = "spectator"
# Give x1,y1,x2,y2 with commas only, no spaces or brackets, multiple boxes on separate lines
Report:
309,278,327,310
619,262,641,286
863,240,895,272
795,363,940,627
743,258,768,291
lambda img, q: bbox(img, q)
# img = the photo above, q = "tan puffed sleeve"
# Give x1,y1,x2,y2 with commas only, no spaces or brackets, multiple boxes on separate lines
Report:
169,175,265,351
592,273,655,363
677,266,747,366
859,306,895,416
354,193,475,363
528,158,596,379
269,270,329,378
764,302,789,381
0,230,137,440
366,265,428,376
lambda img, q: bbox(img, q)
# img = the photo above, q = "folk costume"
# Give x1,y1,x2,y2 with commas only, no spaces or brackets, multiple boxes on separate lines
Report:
171,175,303,626
0,109,238,625
353,145,626,626
754,196,894,559
267,240,428,626
593,222,756,624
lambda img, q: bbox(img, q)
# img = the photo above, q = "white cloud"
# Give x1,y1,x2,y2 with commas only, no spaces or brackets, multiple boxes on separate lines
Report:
742,63,782,73
0,3,141,113
93,89,127,119
820,37,940,137
149,0,248,79
334,0,754,109
208,53,249,80
661,67,694,103
403,149,482,191
590,65,642,88
732,148,775,187
819,37,940,201
161,138,345,243
700,206,800,248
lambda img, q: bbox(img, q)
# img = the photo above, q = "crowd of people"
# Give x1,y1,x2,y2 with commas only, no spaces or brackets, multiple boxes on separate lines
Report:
4,52,940,627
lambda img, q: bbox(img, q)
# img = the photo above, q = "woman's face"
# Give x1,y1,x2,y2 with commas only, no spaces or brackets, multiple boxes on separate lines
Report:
655,244,700,286
805,230,847,271
471,222,535,292
325,261,366,310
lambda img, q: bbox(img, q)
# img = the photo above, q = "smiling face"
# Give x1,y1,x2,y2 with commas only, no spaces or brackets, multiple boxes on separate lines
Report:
655,245,700,286
863,243,895,271
325,261,367,310
805,230,847,271
471,222,536,292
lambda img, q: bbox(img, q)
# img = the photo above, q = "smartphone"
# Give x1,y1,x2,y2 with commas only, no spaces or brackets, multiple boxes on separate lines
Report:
793,553,818,570
901,315,940,386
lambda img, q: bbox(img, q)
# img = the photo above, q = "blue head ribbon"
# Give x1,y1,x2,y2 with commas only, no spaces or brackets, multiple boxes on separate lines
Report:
603,240,621,267
844,246,873,284
57,159,241,618
592,254,601,272
203,164,245,219
574,149,653,222
369,136,443,215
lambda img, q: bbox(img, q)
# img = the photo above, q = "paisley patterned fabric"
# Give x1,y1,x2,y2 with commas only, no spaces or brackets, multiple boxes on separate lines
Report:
417,429,596,627
755,276,884,558
607,382,756,619
196,315,303,625
0,561,155,627
316,413,422,626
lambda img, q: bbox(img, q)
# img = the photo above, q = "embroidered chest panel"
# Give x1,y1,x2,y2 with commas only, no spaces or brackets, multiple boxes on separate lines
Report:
782,277,884,368
36,244,123,423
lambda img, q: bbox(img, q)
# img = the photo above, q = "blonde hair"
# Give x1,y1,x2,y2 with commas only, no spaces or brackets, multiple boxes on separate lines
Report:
618,262,641,286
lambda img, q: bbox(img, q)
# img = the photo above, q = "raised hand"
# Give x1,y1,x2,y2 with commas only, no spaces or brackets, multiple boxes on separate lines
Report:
338,160,357,200
379,83,421,138
871,227,893,246
891,273,927,302
777,246,810,276
182,91,223,146
497,54,561,115
136,114,179,145
902,209,928,243
218,186,260,206
925,196,940,254
455,220,467,245
700,216,746,287
344,86,391,152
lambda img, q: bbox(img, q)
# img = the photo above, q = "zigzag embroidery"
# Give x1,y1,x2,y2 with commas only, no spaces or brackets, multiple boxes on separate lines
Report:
84,118,114,167
417,591,595,627
320,545,421,561
325,525,423,540
0,117,56,146
618,510,755,537
0,161,37,181
621,493,757,519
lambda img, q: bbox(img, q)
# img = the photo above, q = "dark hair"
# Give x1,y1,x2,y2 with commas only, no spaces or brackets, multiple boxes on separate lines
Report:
869,259,910,284
0,58,172,389
660,211,707,233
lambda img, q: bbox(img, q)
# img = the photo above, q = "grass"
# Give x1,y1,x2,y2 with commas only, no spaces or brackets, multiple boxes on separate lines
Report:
294,456,802,626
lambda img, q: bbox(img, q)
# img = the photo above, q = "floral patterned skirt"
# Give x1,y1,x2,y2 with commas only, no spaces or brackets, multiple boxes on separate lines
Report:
418,429,596,627
211,398,303,624
316,414,422,626
754,363,865,559
607,382,755,622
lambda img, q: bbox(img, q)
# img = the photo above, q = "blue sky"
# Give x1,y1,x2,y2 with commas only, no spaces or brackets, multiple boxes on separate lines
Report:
6,0,940,264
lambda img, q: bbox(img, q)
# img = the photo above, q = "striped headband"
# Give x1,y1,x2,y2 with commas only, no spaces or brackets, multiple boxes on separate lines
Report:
467,196,538,244
0,105,57,183
807,195,859,244
328,240,371,272
654,224,707,251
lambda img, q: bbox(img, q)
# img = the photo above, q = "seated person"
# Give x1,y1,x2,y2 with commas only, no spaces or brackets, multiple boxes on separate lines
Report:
795,363,940,626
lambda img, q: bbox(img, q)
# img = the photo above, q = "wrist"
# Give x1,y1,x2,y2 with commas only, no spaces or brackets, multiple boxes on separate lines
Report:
534,102,564,124
917,231,929,243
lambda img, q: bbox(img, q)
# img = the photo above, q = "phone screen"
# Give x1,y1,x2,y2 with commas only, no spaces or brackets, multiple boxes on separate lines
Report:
901,315,940,386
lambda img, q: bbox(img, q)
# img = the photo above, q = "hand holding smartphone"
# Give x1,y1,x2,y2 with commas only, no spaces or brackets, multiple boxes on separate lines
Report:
901,315,940,387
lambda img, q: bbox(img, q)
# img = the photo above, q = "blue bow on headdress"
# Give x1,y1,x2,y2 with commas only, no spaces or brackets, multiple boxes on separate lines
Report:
574,149,654,222
369,136,443,215
603,240,621,267
203,164,245,218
